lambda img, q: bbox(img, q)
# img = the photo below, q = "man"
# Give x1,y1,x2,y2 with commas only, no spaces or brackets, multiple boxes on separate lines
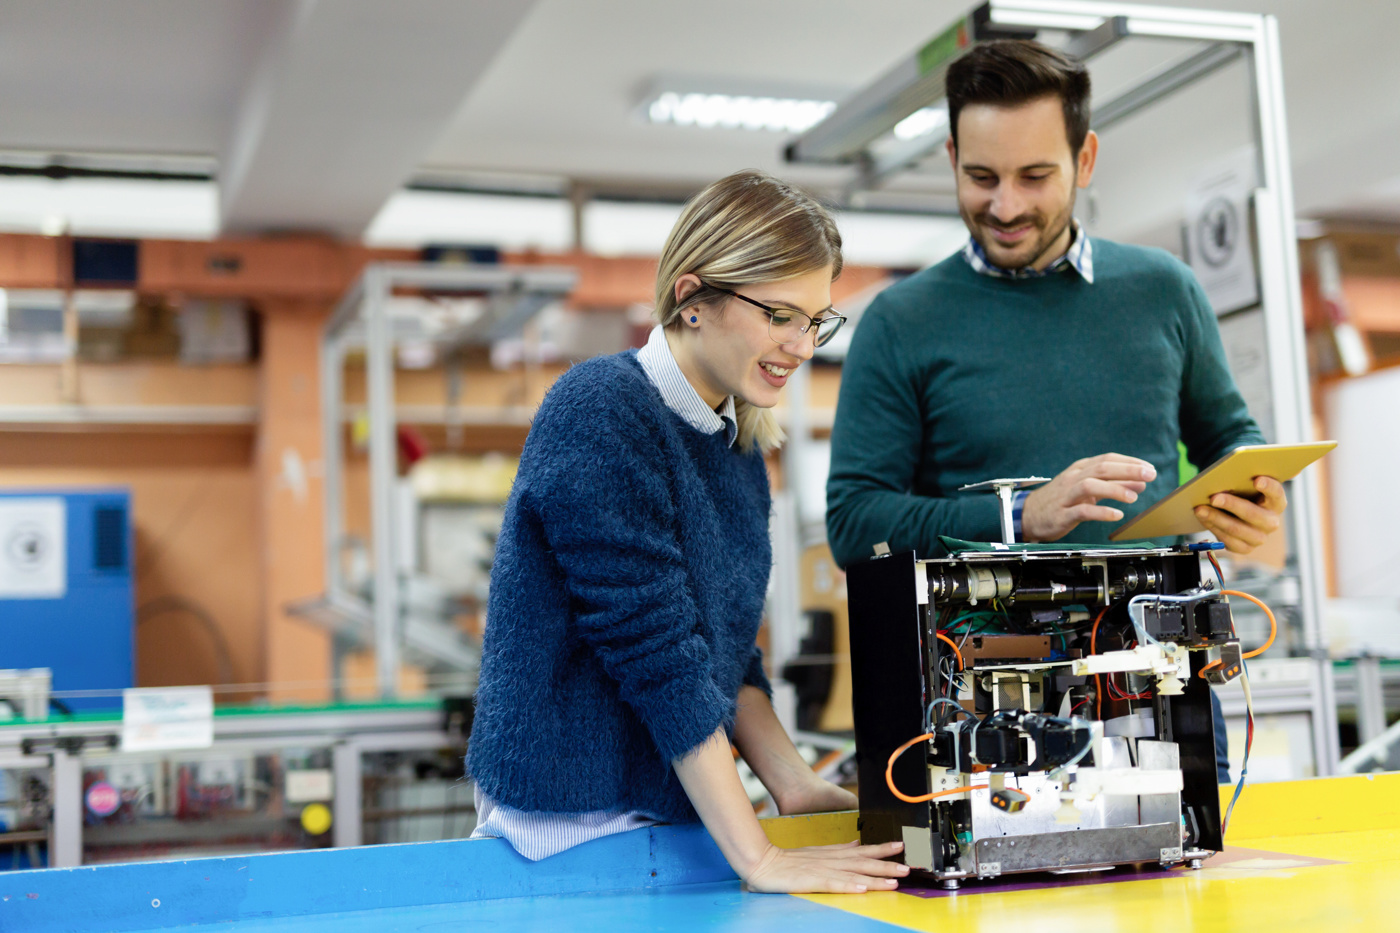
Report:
825,40,1284,782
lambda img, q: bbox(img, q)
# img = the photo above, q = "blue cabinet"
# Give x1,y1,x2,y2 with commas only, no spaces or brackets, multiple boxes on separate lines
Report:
0,489,133,711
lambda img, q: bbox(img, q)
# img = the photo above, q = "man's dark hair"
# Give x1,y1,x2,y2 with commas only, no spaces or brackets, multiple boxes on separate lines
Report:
945,39,1091,155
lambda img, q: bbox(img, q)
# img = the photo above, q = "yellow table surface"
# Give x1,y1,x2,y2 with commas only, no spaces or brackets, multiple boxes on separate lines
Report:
761,773,1400,932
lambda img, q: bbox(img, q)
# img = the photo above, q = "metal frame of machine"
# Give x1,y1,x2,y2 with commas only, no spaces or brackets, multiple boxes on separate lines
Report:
0,703,460,868
777,0,1337,774
311,263,576,697
849,544,1256,885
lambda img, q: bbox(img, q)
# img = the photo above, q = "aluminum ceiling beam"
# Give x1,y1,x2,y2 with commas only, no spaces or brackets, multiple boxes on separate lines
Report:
1091,41,1245,133
841,13,1130,193
791,0,1264,192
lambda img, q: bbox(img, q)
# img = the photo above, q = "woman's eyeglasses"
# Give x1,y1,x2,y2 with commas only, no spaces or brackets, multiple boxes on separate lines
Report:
702,283,847,349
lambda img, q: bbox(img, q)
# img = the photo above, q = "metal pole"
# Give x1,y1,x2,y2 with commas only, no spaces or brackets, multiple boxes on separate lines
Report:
320,335,346,601
332,741,363,848
1248,14,1340,774
49,749,82,867
768,491,803,735
1354,657,1387,745
364,266,400,698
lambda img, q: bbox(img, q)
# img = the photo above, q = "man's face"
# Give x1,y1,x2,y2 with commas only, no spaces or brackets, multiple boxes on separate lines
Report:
948,95,1097,271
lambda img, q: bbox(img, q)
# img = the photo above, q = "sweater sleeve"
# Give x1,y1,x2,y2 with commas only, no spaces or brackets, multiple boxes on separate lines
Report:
1175,268,1266,468
528,390,733,763
826,296,1001,569
742,645,772,697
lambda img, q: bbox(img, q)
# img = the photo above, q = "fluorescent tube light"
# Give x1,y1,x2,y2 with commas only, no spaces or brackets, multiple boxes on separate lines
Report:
646,92,837,133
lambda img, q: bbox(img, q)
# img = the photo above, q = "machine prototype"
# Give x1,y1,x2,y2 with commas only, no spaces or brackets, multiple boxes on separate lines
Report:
848,502,1269,887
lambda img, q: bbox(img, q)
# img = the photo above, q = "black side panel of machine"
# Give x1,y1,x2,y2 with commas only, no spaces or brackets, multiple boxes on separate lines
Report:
848,551,931,853
1173,650,1224,852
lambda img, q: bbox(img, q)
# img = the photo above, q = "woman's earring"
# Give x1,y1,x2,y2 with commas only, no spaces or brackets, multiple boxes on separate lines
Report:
689,316,697,324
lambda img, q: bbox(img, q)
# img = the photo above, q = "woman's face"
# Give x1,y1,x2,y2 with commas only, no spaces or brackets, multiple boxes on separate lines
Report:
676,265,834,410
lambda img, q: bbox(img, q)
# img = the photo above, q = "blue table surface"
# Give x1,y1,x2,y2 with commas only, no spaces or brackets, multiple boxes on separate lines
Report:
112,882,896,933
1,822,906,933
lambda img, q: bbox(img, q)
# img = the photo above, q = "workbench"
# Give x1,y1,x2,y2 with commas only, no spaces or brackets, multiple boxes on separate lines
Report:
5,773,1398,932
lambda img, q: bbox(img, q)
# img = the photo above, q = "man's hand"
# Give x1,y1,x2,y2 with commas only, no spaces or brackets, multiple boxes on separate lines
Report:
774,775,858,816
1194,475,1286,554
1022,453,1157,543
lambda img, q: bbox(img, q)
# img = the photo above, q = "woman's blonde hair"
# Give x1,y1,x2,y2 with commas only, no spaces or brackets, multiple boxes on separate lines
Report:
654,170,843,453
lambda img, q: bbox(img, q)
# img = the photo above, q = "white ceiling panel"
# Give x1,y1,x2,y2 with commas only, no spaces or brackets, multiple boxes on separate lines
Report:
0,0,278,155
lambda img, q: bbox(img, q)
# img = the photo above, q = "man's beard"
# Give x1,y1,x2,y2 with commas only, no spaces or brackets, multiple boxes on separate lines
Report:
962,189,1076,271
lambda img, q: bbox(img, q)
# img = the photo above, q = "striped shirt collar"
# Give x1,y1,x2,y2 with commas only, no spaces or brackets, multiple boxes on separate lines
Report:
637,325,738,448
961,220,1095,283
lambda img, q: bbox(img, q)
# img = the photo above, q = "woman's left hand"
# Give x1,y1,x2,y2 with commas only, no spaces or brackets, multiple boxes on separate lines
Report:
775,776,858,815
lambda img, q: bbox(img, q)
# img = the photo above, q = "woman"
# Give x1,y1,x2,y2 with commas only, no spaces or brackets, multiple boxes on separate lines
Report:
468,170,906,894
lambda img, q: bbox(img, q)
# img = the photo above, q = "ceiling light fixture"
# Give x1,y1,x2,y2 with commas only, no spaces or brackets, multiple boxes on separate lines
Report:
892,107,950,142
646,92,837,133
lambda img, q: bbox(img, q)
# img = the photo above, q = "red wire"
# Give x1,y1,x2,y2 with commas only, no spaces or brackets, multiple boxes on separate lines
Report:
1092,607,1109,720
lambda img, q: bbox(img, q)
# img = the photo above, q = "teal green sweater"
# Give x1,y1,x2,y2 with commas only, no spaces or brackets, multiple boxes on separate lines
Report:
825,238,1264,567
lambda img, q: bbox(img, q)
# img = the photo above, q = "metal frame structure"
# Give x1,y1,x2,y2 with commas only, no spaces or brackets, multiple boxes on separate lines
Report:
318,263,576,697
785,1,1338,772
0,704,454,867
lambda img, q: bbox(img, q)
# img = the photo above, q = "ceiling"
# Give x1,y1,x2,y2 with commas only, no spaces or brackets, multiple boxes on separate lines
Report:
0,0,1395,242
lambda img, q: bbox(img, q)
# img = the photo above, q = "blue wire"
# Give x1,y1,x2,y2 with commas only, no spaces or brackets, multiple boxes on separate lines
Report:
1221,655,1251,836
1208,551,1249,835
1207,552,1227,590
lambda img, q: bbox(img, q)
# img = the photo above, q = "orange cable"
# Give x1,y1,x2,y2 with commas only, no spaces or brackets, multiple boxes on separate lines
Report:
935,632,965,671
884,732,974,804
1223,590,1277,659
1199,590,1277,676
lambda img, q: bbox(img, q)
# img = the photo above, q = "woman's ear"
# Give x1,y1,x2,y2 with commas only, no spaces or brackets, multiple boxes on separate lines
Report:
674,273,703,306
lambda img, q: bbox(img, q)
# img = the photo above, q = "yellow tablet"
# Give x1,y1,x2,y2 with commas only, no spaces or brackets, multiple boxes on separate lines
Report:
1108,441,1337,541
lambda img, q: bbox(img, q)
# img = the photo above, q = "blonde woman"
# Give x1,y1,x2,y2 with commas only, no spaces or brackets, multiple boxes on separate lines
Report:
467,171,907,893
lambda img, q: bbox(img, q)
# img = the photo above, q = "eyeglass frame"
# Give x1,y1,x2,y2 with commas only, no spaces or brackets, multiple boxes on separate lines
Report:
698,282,847,348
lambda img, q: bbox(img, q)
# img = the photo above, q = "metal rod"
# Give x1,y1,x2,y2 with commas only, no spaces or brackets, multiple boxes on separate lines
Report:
49,749,82,867
786,14,973,165
1248,14,1340,773
998,485,1017,544
320,335,346,602
332,742,363,848
364,266,400,698
1063,14,1128,58
1090,42,1244,133
841,10,1128,188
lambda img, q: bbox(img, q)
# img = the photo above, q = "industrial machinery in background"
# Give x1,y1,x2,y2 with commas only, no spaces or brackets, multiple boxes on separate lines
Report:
292,262,576,698
0,489,132,712
849,541,1273,885
0,699,473,870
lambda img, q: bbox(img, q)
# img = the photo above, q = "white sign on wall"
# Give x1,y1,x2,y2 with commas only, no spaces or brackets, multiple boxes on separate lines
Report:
121,686,215,752
0,497,66,599
1184,148,1261,316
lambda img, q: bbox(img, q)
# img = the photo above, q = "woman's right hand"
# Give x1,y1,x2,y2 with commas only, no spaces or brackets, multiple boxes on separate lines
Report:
742,840,910,894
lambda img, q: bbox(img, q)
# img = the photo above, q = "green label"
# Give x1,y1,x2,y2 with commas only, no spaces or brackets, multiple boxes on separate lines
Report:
918,17,971,75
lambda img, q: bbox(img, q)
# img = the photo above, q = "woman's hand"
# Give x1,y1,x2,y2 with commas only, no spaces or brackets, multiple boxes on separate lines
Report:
743,840,909,894
774,775,858,816
673,727,907,895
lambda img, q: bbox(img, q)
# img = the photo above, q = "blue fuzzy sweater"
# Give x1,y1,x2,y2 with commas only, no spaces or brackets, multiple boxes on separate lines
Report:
467,350,773,824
